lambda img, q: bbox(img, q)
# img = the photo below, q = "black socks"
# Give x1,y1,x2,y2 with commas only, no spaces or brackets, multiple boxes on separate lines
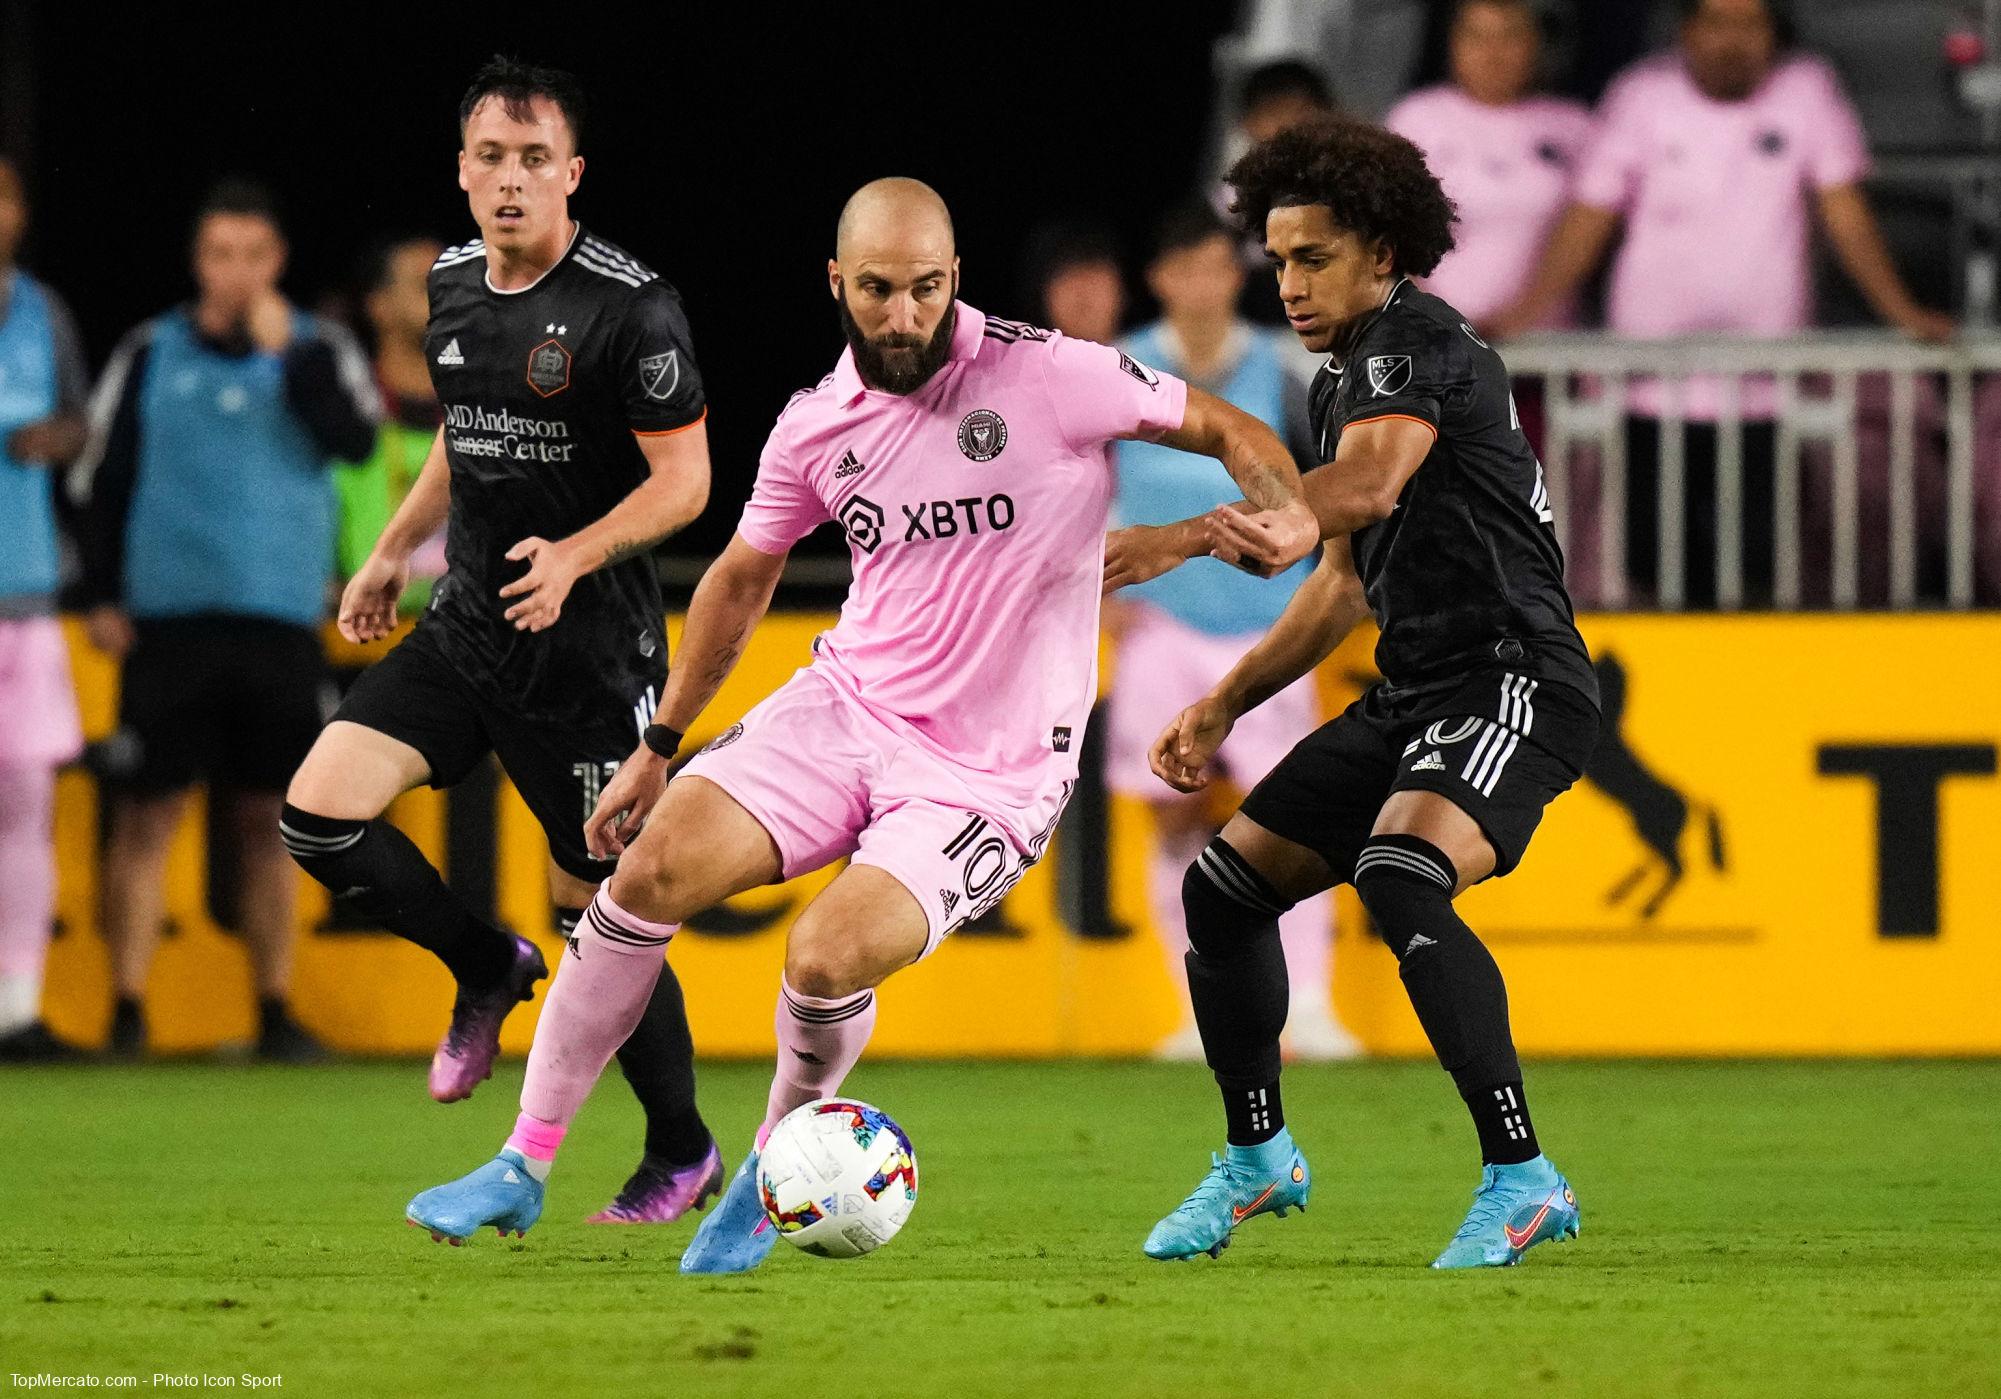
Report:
1353,835,1539,1165
280,804,513,988
1182,838,1294,1147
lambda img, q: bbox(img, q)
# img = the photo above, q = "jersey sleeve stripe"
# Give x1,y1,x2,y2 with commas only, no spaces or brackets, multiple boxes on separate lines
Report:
1343,412,1438,440
632,407,708,438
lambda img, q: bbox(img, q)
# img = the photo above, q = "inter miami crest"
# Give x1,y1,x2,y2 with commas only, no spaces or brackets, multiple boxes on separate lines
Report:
527,338,572,398
958,408,1008,462
639,350,681,402
1366,355,1412,398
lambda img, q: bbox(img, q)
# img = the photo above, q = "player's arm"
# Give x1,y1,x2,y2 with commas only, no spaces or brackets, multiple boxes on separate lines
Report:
1207,414,1434,566
585,532,786,859
498,420,712,633
1151,537,1371,794
338,428,451,644
1102,385,1318,591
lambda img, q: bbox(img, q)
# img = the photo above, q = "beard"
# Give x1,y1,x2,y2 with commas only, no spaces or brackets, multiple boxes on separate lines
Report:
838,288,958,395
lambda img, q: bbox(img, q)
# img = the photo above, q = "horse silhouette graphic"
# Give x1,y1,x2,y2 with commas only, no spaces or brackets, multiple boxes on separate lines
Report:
1583,653,1727,919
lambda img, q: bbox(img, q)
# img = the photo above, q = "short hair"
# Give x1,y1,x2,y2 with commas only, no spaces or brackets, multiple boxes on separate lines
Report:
1675,0,1795,41
1237,59,1333,116
1020,218,1121,291
1150,200,1235,262
458,55,586,152
1226,117,1458,277
354,234,438,296
194,177,282,237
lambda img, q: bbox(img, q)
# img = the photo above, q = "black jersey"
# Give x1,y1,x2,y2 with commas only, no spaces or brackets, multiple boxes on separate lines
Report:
419,225,706,723
1309,279,1597,707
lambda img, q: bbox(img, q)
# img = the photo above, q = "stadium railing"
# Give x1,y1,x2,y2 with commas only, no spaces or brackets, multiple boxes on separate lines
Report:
1505,332,2001,611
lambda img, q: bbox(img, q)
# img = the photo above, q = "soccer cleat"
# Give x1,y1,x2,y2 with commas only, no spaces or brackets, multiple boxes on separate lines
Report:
429,936,547,1103
405,1148,544,1244
587,1142,726,1224
1429,1156,1580,1269
678,1150,777,1274
1142,1130,1311,1261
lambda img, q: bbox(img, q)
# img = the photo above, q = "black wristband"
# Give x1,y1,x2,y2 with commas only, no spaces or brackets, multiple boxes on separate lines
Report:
642,724,684,759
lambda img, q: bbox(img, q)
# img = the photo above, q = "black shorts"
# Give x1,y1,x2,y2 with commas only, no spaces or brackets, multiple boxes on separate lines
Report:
332,627,659,882
1239,667,1601,881
113,617,329,795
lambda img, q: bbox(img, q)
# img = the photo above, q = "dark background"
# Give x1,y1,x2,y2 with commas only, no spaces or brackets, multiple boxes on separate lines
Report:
5,3,1240,564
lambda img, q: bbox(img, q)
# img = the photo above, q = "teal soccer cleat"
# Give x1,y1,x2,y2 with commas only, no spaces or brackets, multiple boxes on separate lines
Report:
1142,1129,1311,1260
405,1148,544,1245
1430,1156,1580,1269
679,1150,778,1275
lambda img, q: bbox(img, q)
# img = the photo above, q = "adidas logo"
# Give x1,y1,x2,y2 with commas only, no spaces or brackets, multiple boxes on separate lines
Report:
435,338,464,367
940,889,960,916
834,448,866,479
1412,750,1445,772
502,1168,520,1185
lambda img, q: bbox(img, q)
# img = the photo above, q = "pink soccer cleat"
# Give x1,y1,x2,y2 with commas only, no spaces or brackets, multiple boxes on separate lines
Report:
587,1143,726,1224
429,935,548,1103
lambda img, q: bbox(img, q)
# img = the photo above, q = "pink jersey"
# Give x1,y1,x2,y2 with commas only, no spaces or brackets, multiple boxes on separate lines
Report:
1576,54,1870,418
1385,85,1595,328
736,303,1188,827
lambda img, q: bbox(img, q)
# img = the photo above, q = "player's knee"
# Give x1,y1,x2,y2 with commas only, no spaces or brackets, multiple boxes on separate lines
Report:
1352,836,1458,954
606,850,704,927
1182,836,1292,959
782,937,877,1001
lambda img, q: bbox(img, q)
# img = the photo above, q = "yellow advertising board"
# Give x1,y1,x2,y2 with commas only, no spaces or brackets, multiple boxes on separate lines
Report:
39,613,2001,1057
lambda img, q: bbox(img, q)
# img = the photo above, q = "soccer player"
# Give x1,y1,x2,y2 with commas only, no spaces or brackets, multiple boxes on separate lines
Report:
282,58,723,1222
1117,118,1600,1269
404,177,1321,1260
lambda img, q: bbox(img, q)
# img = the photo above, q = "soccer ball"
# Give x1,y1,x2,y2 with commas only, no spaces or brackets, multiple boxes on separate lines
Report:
757,1098,919,1259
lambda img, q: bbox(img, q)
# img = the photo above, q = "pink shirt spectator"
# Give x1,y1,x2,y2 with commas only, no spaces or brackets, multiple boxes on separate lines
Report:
1385,85,1595,327
1577,54,1871,418
736,302,1188,822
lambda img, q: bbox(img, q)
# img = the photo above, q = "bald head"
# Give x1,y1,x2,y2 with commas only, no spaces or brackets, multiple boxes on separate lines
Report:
835,177,955,263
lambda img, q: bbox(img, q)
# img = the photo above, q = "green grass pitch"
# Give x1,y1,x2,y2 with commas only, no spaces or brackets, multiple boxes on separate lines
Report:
4,1059,1996,1398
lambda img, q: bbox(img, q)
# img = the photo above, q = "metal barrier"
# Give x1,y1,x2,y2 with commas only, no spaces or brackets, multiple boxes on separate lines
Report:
1504,333,2001,611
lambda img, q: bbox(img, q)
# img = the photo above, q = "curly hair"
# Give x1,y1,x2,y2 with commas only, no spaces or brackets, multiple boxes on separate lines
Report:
1226,117,1458,277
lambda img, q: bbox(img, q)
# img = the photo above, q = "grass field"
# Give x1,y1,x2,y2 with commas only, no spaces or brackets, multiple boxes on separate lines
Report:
4,1059,1997,1398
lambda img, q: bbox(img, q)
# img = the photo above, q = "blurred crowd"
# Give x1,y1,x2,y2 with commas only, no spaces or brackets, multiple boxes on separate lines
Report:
0,0,1993,1060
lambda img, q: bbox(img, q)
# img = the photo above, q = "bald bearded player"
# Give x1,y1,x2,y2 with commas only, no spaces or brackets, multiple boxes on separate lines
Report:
405,178,1323,1269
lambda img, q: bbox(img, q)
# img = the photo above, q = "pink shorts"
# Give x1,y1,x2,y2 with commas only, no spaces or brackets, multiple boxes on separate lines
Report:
676,668,1067,957
1105,604,1319,799
0,616,83,769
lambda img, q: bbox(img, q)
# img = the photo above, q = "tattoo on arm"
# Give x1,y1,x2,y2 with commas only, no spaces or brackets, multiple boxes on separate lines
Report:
697,618,750,695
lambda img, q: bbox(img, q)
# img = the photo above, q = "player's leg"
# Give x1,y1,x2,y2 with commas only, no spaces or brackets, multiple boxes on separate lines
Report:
682,792,979,1276
1144,700,1394,1260
405,773,781,1243
1144,795,1217,1059
0,616,85,1059
1224,669,1359,1062
1361,672,1598,1267
285,638,536,1096
547,863,721,1227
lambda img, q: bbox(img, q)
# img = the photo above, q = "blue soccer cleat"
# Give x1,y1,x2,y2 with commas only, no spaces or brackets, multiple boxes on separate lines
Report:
1430,1156,1580,1269
405,1148,544,1245
679,1150,778,1275
1143,1129,1312,1261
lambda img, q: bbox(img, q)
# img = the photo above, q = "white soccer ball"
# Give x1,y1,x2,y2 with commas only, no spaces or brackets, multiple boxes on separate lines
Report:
757,1098,919,1258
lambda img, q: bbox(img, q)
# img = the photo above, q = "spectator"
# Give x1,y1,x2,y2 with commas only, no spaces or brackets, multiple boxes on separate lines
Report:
1107,202,1359,1062
72,179,377,1059
0,154,90,1060
1488,0,1951,607
1213,61,1338,325
1387,0,1595,329
1022,218,1126,344
333,236,445,615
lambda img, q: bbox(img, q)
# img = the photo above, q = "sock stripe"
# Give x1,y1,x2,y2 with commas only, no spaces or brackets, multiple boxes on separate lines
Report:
1354,844,1454,889
278,821,365,854
584,901,672,949
781,988,875,1024
1196,844,1285,916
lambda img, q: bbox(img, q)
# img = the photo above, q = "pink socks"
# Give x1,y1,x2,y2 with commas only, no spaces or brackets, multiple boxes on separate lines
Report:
511,882,677,1171
756,980,877,1148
